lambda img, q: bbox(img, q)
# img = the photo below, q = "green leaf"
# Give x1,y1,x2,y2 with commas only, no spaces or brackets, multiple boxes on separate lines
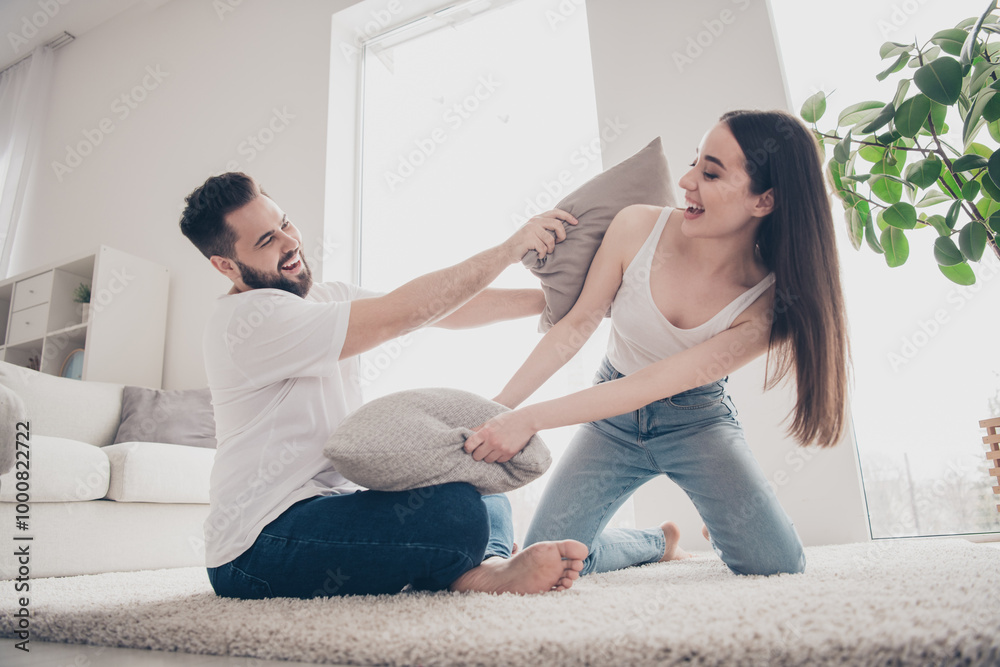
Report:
842,174,872,183
970,62,1000,94
988,149,1000,190
915,190,953,207
845,206,864,250
946,200,964,229
892,79,911,109
833,130,852,164
883,202,918,228
952,154,989,171
877,52,910,81
984,93,1000,122
800,91,826,124
922,101,948,134
894,94,931,137
880,41,912,58
958,221,988,261
962,179,981,200
989,210,1000,233
871,162,903,204
860,103,896,133
838,101,885,127
981,168,1000,200
931,28,968,56
961,0,998,70
963,89,997,145
903,157,942,189
858,143,886,163
865,216,884,253
934,236,964,265
914,57,963,105
926,214,952,236
881,227,909,267
939,262,977,285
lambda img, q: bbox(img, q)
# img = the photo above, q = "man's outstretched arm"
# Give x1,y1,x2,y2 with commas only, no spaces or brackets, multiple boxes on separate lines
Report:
340,211,574,359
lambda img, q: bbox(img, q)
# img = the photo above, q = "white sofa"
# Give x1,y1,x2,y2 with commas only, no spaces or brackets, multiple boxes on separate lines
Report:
0,361,212,579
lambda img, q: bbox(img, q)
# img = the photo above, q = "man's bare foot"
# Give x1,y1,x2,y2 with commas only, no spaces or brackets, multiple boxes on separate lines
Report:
702,524,710,541
511,542,519,555
449,540,587,594
659,521,693,562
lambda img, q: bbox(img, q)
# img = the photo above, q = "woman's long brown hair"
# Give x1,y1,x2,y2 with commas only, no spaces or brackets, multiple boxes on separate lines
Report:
721,109,851,448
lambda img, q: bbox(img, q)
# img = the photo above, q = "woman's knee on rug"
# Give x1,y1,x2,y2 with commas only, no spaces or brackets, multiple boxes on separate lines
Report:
720,535,806,576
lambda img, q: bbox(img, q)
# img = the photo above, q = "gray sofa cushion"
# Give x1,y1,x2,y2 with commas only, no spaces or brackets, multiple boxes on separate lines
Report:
114,387,217,449
324,388,551,495
0,361,124,447
521,137,676,332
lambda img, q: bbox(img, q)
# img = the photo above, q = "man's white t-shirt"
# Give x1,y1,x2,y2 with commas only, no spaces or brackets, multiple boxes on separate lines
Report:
202,281,379,568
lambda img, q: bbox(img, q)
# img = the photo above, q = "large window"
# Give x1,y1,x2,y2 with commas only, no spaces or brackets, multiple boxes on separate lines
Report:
353,0,627,541
771,0,1000,538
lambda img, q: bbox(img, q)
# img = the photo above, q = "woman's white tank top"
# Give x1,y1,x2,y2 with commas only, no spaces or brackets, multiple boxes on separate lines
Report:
606,207,776,376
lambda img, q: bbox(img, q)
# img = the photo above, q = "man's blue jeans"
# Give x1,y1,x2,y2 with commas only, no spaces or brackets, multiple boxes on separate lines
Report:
207,483,513,598
525,357,805,577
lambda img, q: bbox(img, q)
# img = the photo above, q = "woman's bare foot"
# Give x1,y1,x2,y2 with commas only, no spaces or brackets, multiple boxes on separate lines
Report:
449,540,587,594
659,521,693,561
702,524,710,541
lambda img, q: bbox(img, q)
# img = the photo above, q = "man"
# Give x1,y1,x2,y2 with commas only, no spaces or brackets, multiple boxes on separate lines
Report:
179,172,587,598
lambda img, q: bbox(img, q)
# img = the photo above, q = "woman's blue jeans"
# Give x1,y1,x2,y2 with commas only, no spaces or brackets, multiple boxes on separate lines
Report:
207,483,513,599
525,357,805,577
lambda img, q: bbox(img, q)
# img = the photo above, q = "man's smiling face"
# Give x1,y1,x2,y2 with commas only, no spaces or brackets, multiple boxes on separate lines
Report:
216,193,313,298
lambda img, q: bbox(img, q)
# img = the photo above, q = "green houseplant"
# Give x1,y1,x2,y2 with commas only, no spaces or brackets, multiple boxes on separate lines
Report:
73,282,91,323
800,0,1000,284
802,1,1000,518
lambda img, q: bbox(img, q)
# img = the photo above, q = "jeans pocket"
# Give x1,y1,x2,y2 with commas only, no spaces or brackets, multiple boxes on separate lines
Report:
666,388,726,410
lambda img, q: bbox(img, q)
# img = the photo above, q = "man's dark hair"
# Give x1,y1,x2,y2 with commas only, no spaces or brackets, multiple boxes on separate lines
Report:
179,172,264,259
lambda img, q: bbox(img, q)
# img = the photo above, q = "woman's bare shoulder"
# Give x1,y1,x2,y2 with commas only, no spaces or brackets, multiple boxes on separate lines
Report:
606,205,671,246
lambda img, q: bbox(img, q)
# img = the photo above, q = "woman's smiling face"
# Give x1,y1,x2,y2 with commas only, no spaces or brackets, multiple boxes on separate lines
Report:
677,122,772,240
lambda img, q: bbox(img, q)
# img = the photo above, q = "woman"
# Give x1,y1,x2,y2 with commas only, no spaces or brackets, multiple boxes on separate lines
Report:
463,109,850,577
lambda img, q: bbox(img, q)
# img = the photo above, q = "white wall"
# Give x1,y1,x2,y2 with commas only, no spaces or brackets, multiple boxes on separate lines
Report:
585,0,870,549
9,0,357,389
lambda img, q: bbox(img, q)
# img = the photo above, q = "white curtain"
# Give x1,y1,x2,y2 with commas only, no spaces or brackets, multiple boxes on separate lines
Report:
0,46,54,278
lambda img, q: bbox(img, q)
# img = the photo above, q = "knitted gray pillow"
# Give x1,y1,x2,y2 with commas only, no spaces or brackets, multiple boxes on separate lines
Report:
324,388,551,495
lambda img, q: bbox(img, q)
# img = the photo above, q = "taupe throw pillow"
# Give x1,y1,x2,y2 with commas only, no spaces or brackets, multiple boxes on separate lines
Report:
522,136,676,332
114,387,217,449
324,388,551,495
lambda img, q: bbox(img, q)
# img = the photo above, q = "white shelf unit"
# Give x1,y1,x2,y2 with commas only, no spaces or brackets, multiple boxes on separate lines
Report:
0,246,169,388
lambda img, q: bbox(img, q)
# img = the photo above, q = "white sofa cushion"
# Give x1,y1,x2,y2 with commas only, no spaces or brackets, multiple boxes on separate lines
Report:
0,361,124,447
103,442,213,503
0,435,110,502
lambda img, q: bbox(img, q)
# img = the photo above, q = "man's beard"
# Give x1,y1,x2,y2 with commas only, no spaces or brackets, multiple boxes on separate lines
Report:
234,254,313,298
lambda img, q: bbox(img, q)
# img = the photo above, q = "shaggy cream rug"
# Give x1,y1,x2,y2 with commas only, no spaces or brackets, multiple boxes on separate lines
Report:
2,539,999,666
